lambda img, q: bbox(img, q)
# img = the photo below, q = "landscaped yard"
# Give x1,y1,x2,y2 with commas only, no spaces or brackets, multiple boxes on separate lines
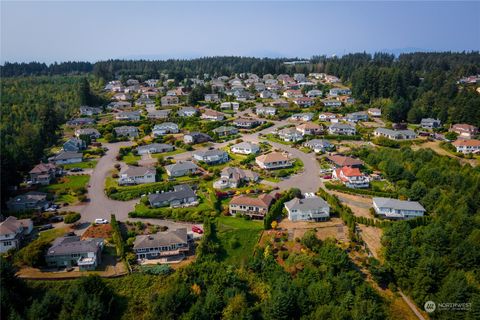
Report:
264,133,299,145
123,152,141,163
42,175,90,204
259,159,304,181
217,216,263,266
151,148,186,158
62,160,98,169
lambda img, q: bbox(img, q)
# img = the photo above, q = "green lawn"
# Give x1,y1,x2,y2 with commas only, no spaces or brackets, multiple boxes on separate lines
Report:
42,175,90,204
123,152,141,163
151,148,186,158
62,160,98,169
264,133,298,145
217,216,263,266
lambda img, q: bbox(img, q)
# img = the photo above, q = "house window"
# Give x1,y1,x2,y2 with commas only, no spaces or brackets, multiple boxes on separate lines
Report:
3,241,12,246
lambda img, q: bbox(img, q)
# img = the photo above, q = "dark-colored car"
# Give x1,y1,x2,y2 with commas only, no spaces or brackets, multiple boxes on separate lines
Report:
50,216,64,223
70,167,83,172
39,224,53,231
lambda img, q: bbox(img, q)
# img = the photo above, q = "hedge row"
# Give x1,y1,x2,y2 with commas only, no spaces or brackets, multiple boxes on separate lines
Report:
107,182,175,201
128,207,208,222
110,214,125,258
324,182,398,198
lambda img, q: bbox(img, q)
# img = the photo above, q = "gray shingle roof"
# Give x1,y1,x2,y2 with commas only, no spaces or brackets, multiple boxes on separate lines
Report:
284,196,329,211
54,151,83,160
148,184,196,204
165,161,198,173
133,228,188,250
373,197,426,212
46,236,103,256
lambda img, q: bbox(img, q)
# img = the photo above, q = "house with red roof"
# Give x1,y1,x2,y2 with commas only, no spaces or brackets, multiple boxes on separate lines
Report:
333,166,369,188
229,194,274,219
452,139,480,154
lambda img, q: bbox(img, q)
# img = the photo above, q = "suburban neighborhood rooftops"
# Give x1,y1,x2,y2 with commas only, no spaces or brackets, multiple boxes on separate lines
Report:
54,151,83,160
452,139,480,147
284,196,329,211
165,161,198,172
256,152,290,163
122,166,156,176
29,162,57,174
147,184,196,203
230,194,273,208
46,236,103,256
0,216,31,236
326,155,364,167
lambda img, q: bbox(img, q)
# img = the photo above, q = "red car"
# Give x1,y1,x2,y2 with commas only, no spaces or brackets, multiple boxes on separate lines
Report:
322,175,332,179
192,226,204,234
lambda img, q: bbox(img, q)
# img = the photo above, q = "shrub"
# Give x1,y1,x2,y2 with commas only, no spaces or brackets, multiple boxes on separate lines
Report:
64,212,81,224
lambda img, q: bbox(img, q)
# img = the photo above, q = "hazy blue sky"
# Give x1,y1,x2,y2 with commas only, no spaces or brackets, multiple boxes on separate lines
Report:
1,1,479,63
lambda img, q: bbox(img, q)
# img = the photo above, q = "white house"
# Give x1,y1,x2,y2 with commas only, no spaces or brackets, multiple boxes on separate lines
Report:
193,149,229,164
284,193,330,222
372,197,426,219
452,139,480,154
136,143,174,155
230,142,260,155
368,108,382,117
152,123,179,136
0,216,33,253
328,123,357,135
303,139,333,153
374,128,416,140
256,106,277,116
333,166,369,188
201,109,225,121
256,152,292,169
118,166,156,185
52,151,83,165
323,100,342,107
290,113,314,122
220,102,240,110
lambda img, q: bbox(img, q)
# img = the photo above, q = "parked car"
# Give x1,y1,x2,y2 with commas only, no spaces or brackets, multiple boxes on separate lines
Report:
192,226,204,234
70,167,83,172
50,216,64,223
322,175,332,179
94,218,108,224
39,224,53,231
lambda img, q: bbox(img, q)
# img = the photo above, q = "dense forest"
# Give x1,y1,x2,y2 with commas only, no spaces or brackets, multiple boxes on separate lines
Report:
1,220,387,320
354,147,480,320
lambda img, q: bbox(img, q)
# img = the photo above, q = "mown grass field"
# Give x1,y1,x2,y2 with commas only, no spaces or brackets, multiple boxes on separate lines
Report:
62,160,98,169
42,175,90,204
217,216,263,266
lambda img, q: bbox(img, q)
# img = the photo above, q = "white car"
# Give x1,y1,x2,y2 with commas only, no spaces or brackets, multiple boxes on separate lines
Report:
94,218,108,224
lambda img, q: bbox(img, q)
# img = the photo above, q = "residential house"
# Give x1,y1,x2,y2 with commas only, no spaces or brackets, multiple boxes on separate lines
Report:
201,109,225,121
325,75,341,83
193,149,229,164
165,161,199,177
278,127,304,142
230,142,260,155
290,113,314,122
212,126,239,137
113,93,132,101
328,123,357,135
256,106,277,116
29,163,61,185
147,109,171,119
420,118,441,129
452,139,480,154
133,228,192,261
135,96,155,108
148,184,198,208
79,106,102,116
338,95,355,105
6,191,50,212
0,217,33,253
326,155,364,168
293,97,315,107
260,90,273,99
283,90,303,99
229,194,274,219
220,102,240,110
45,236,104,271
177,107,198,117
53,151,83,165
306,89,322,98
329,88,351,96
303,139,333,153
67,118,95,126
214,167,259,189
296,122,322,135
294,73,307,82
256,152,292,169
345,111,368,123
63,138,86,152
270,99,290,108
284,193,330,222
75,128,101,139
233,118,263,129
451,124,478,139
204,93,219,102
234,91,254,102
107,101,132,110
152,122,179,136
374,128,417,140
372,197,426,219
116,111,141,121
114,126,139,138
161,96,179,106
136,143,174,155
322,100,342,107
318,112,338,121
183,132,212,144
118,166,156,185
333,166,369,188
368,108,382,117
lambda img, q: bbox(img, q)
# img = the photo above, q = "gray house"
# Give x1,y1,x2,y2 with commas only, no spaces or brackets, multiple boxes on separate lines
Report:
420,118,441,129
304,139,333,153
372,197,426,219
212,126,239,137
183,132,212,144
285,194,330,222
148,184,198,208
45,236,104,271
193,149,229,164
374,128,417,140
53,151,83,165
75,128,101,139
63,138,86,152
6,191,50,212
165,161,199,177
136,143,174,155
133,228,192,261
114,126,139,138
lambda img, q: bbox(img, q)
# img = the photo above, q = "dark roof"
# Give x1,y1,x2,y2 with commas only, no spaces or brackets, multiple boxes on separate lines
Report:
46,236,103,256
133,228,188,250
326,155,363,167
54,151,83,160
148,184,196,203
